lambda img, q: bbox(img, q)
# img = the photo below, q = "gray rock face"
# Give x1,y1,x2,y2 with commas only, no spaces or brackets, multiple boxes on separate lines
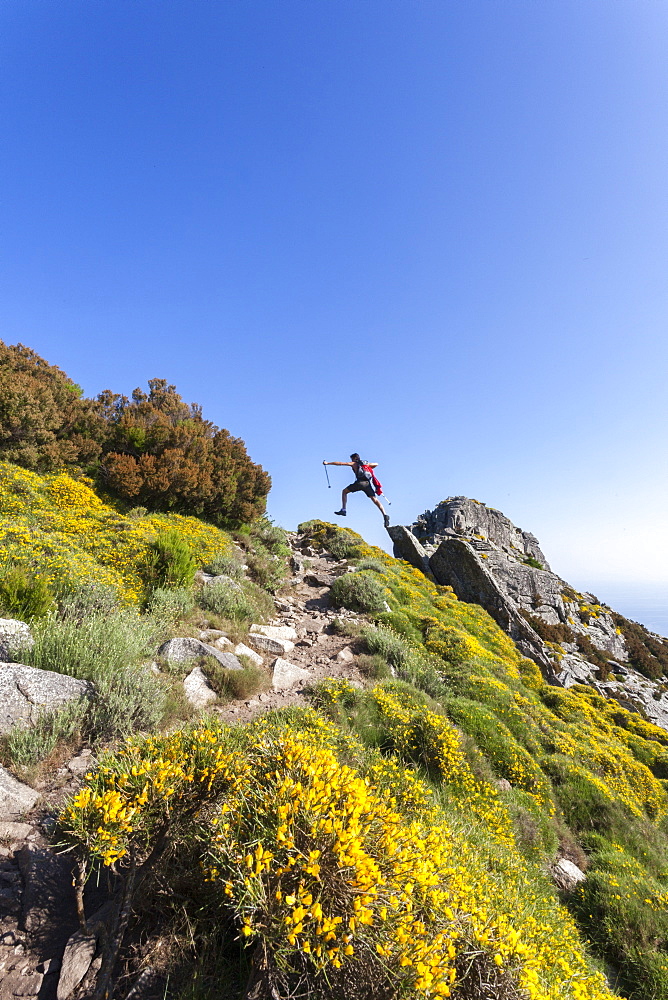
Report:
0,619,33,661
386,525,433,577
158,637,242,671
552,858,586,892
0,768,38,820
0,663,92,735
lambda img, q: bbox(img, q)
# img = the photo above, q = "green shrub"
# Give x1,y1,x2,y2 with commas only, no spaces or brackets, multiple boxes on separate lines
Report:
202,658,269,702
148,586,196,622
202,552,245,579
20,608,166,741
361,625,412,671
297,521,362,560
355,558,386,574
1,699,87,769
144,529,197,590
330,572,387,615
523,556,543,570
57,580,121,621
245,547,286,593
250,519,290,558
357,653,393,680
197,578,272,625
0,565,55,620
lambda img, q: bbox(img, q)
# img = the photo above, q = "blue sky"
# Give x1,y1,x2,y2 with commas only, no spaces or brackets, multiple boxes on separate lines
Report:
2,0,668,590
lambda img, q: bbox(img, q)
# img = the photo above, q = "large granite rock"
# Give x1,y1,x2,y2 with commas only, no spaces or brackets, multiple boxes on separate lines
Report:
183,667,218,709
429,538,554,673
0,619,33,661
386,525,432,577
0,663,92,735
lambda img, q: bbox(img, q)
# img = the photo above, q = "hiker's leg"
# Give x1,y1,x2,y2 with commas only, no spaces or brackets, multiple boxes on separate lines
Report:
371,495,386,517
341,486,351,509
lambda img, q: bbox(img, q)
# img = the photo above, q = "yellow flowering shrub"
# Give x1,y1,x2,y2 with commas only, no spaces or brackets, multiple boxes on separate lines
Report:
61,712,618,1000
0,461,232,603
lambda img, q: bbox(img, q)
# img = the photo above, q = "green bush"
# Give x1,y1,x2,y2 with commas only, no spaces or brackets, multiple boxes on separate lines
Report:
330,571,387,615
357,653,393,680
0,565,55,620
148,586,195,622
21,608,166,741
361,625,412,671
202,658,269,702
1,699,87,769
202,552,245,579
144,529,197,590
57,580,120,621
356,558,386,574
197,578,273,625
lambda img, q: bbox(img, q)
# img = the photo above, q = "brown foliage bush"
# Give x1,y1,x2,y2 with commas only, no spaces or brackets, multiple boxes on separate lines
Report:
99,379,271,525
0,342,103,471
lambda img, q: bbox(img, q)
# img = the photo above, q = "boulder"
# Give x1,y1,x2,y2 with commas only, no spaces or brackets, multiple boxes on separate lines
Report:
206,574,243,592
57,930,97,1000
250,624,298,642
304,572,335,588
336,646,355,663
0,619,33,662
183,667,218,709
0,663,92,735
0,820,33,841
234,643,264,666
386,526,433,577
551,857,586,892
247,634,295,656
271,658,312,691
158,637,242,671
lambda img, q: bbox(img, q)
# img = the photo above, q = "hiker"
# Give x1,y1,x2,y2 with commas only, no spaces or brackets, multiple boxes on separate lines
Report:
323,453,390,527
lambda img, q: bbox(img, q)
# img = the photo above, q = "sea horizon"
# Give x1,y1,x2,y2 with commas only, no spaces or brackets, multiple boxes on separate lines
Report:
578,582,668,640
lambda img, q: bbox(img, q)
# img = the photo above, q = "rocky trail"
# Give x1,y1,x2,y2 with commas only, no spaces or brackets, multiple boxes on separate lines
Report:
0,535,369,1000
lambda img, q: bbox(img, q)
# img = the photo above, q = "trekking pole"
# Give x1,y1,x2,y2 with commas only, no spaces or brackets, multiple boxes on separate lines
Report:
381,492,392,506
323,462,331,488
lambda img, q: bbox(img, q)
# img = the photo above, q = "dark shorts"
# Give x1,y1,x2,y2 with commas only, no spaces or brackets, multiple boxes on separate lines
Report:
346,480,375,499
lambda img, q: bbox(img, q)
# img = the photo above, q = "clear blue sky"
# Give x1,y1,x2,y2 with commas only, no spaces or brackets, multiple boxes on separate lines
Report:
2,0,668,589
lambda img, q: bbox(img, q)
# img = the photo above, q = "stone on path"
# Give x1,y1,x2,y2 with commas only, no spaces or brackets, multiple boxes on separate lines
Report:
0,767,39,819
0,663,92,735
0,820,32,841
336,646,355,663
234,643,263,667
247,634,295,656
250,624,298,642
159,637,242,671
183,667,218,709
271,658,312,691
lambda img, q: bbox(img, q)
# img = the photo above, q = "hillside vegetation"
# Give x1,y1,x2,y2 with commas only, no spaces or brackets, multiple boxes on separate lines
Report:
50,519,668,1000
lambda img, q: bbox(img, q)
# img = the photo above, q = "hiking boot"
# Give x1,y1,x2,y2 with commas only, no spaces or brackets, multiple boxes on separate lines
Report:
383,514,390,528
334,509,347,517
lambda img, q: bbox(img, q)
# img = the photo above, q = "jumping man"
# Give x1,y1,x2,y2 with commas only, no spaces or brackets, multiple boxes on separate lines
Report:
323,453,390,528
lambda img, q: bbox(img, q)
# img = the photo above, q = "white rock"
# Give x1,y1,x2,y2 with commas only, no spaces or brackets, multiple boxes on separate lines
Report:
248,634,295,656
336,646,355,663
271,658,312,691
552,857,586,891
57,930,97,1000
0,821,32,841
213,636,233,650
0,663,91,736
234,643,263,667
250,624,299,642
183,667,218,709
0,767,39,819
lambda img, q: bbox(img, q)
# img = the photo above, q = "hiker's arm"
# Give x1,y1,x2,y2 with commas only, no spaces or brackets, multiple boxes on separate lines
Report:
367,463,378,468
323,461,353,466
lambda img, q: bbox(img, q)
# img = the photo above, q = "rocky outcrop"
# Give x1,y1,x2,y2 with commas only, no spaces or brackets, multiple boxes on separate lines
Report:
0,663,92,735
395,496,668,728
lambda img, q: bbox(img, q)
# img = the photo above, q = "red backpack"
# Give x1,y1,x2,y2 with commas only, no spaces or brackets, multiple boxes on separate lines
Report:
360,463,383,496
